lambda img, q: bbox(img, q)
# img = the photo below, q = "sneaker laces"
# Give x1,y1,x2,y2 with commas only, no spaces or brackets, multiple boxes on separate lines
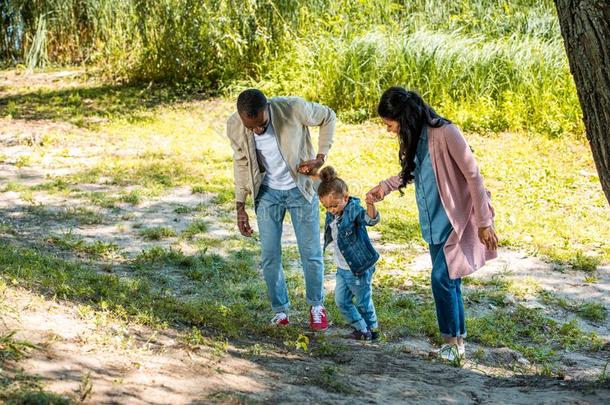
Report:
439,344,458,361
311,306,324,323
271,312,287,324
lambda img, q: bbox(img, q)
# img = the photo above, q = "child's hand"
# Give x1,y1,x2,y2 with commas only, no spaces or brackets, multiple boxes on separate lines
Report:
365,195,379,220
366,185,385,203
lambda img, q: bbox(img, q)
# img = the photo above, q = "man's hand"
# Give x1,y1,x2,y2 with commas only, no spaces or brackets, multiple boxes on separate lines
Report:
236,202,253,237
478,226,498,251
297,154,325,175
366,185,386,203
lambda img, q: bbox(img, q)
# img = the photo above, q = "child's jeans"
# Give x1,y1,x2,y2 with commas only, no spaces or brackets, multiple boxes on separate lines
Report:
335,267,378,331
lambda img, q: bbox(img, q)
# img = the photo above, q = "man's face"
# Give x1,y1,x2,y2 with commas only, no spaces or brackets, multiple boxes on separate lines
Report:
239,106,269,135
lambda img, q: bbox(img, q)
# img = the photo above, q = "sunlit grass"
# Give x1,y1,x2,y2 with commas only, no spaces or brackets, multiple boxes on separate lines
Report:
6,86,606,264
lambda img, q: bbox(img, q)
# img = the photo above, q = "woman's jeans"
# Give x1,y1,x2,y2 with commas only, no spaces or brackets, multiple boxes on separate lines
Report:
430,242,466,338
335,267,378,331
255,185,324,313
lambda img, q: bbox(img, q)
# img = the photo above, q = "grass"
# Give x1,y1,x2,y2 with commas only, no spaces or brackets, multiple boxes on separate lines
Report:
4,72,604,264
79,188,155,208
0,1,606,395
2,0,581,137
0,67,608,385
0,331,37,363
0,241,299,342
25,205,105,225
138,226,177,241
120,190,143,205
0,384,72,405
467,305,603,364
183,326,228,357
539,291,608,323
181,220,209,239
308,365,354,395
31,178,71,193
14,155,33,168
570,251,601,272
46,232,121,259
174,203,207,214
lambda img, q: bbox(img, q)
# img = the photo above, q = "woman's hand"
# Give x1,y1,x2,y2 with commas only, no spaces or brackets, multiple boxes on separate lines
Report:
366,185,386,203
478,226,498,251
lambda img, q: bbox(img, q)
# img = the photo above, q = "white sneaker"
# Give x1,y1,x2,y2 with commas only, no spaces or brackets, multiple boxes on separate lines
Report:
270,312,289,326
438,344,459,362
457,343,466,358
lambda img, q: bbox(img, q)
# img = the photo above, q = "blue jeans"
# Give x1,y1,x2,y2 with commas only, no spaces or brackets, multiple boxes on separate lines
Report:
430,242,466,338
255,185,324,312
335,267,378,331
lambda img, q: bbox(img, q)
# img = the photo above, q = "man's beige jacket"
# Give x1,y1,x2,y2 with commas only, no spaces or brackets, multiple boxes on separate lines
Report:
226,97,336,203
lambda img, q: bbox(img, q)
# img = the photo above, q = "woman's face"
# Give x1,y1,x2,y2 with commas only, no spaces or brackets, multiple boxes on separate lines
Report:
382,118,400,134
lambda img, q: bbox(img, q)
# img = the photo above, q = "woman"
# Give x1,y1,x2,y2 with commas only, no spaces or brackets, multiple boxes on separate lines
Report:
366,87,498,360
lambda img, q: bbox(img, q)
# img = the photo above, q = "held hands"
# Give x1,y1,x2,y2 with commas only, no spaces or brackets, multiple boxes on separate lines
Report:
478,226,498,251
297,155,325,175
236,203,253,237
366,185,386,204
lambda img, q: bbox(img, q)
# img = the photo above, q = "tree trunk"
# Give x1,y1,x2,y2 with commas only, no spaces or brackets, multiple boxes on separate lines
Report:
554,0,610,205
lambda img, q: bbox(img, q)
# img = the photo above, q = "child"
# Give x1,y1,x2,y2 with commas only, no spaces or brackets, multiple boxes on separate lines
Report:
317,166,381,340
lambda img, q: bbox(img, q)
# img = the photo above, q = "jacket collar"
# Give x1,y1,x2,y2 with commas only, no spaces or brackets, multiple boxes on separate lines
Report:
268,99,285,141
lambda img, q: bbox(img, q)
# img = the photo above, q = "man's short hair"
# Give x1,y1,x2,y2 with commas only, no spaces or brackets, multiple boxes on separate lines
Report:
237,89,267,118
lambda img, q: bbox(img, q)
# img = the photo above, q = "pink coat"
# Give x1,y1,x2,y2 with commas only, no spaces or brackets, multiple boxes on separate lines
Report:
379,124,497,279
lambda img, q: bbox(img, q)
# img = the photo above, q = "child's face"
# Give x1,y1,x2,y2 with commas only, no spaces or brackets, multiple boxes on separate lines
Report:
321,193,349,216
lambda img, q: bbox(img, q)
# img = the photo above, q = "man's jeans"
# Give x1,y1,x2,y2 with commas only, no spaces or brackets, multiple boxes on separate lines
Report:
255,185,324,312
335,267,378,331
430,242,466,338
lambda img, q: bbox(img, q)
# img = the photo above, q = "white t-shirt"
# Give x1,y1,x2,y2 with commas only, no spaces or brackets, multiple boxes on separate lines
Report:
254,122,296,190
330,216,350,270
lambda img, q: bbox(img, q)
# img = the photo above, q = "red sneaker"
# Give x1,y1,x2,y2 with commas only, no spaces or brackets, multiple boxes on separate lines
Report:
271,312,289,326
309,305,328,330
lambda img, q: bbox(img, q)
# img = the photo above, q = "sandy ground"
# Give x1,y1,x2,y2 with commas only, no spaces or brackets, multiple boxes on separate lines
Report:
4,284,610,405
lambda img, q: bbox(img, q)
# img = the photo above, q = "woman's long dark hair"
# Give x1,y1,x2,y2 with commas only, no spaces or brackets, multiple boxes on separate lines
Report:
377,87,450,188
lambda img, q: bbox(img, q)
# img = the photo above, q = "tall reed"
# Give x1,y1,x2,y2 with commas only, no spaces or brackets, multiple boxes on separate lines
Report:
0,0,581,136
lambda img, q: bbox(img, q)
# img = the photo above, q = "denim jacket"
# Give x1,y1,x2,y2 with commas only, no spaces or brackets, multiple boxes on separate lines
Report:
323,197,380,276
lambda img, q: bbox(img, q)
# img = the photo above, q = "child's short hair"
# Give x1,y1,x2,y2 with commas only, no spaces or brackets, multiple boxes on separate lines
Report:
317,166,348,198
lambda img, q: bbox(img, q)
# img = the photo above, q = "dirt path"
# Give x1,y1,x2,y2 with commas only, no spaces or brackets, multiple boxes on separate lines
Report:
4,284,610,404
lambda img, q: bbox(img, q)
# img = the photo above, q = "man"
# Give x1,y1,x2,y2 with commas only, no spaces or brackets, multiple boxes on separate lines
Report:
226,89,336,330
